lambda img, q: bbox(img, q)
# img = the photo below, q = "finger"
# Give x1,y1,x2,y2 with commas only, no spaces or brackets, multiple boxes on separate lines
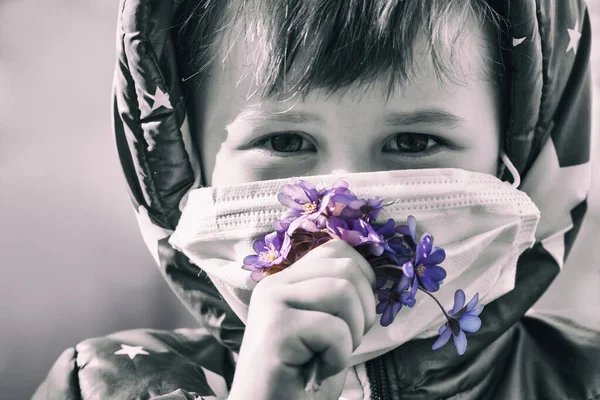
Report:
304,239,377,289
265,256,376,335
280,277,365,351
278,308,353,382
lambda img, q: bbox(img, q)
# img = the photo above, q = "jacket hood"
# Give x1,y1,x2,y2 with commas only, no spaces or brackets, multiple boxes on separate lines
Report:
112,0,592,389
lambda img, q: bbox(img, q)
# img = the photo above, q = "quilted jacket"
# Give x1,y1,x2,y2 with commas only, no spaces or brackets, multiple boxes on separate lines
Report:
34,0,600,399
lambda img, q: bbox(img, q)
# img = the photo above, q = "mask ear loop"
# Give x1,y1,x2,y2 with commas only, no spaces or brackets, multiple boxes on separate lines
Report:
500,152,521,188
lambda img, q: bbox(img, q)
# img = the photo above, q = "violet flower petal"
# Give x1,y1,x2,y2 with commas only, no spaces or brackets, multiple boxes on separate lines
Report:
419,274,440,292
415,234,433,265
465,292,480,311
277,193,305,210
458,315,482,333
250,270,267,282
469,305,484,317
402,260,414,278
381,301,402,327
299,181,318,201
339,228,364,247
425,265,447,281
252,239,266,255
283,183,312,203
438,323,447,335
396,273,412,292
453,330,467,355
408,215,417,242
376,219,396,239
401,292,416,307
286,215,308,235
432,327,452,350
326,216,348,236
265,231,280,248
243,255,262,267
395,225,411,236
425,249,446,265
450,289,466,314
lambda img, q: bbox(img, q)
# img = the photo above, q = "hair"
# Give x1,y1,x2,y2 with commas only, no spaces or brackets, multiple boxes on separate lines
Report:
173,0,508,101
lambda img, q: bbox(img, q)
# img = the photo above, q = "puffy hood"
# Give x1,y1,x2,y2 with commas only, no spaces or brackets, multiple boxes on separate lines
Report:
112,0,592,393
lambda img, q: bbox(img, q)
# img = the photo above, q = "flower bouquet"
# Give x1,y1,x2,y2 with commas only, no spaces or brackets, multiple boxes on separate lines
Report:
241,179,484,388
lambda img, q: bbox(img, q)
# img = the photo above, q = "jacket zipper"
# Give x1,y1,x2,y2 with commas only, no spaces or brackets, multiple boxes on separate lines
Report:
366,355,390,400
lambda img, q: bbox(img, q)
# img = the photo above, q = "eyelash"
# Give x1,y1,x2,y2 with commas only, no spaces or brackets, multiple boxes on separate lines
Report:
251,132,316,155
250,132,446,157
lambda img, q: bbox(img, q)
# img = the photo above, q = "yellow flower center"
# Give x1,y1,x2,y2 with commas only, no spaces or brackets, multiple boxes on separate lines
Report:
416,265,426,277
259,243,280,263
303,202,318,215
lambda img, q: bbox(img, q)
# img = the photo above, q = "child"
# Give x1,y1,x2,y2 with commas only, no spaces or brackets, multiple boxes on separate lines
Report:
35,0,599,399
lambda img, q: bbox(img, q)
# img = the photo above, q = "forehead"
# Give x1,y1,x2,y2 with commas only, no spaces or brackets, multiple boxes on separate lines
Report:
200,14,499,119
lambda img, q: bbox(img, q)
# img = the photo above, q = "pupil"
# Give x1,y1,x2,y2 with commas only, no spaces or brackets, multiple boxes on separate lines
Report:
396,133,429,152
270,134,302,152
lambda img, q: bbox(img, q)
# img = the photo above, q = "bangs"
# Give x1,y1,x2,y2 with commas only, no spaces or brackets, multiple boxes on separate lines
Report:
175,0,505,99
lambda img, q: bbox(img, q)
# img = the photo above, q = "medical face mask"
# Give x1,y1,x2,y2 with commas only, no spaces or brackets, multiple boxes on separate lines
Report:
169,154,540,366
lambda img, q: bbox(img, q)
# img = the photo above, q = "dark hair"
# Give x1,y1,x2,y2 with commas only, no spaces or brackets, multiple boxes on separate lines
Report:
174,0,507,100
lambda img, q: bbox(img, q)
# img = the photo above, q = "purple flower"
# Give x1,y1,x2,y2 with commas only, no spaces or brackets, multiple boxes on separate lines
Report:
329,192,384,221
274,210,326,233
376,274,418,326
395,215,418,248
432,290,484,355
413,234,447,292
242,231,291,282
318,179,351,198
373,218,396,239
278,180,332,234
326,217,386,256
372,219,412,265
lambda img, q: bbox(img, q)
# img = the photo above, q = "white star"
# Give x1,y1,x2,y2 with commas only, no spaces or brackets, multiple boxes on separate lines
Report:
521,139,591,269
512,37,526,47
566,21,582,54
150,86,172,111
114,344,150,360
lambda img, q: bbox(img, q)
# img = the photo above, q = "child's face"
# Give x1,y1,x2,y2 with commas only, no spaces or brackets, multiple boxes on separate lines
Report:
193,17,502,186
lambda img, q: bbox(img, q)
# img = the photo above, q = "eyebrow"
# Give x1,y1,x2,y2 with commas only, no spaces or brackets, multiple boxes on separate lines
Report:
238,108,463,127
239,110,323,126
382,109,464,128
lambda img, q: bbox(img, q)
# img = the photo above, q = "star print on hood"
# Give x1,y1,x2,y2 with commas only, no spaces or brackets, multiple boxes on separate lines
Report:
34,0,600,399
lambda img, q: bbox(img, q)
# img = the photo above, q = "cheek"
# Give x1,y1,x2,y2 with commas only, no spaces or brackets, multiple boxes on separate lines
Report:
210,150,316,185
457,128,501,176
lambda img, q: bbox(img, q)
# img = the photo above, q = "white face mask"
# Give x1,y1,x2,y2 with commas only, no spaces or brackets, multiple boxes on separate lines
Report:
169,154,540,366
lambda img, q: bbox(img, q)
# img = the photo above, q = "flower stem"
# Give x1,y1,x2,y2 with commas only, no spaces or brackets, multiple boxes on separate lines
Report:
418,287,452,320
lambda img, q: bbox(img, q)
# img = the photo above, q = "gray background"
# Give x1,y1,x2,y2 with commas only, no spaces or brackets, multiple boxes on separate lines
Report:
1,1,599,398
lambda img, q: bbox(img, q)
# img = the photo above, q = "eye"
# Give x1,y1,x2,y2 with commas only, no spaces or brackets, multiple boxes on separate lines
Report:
253,132,315,154
382,132,443,154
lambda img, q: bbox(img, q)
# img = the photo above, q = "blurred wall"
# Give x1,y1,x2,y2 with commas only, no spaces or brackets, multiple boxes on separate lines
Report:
0,1,598,399
0,2,197,398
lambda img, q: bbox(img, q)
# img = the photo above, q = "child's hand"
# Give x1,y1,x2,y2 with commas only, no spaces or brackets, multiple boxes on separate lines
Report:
229,239,377,400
